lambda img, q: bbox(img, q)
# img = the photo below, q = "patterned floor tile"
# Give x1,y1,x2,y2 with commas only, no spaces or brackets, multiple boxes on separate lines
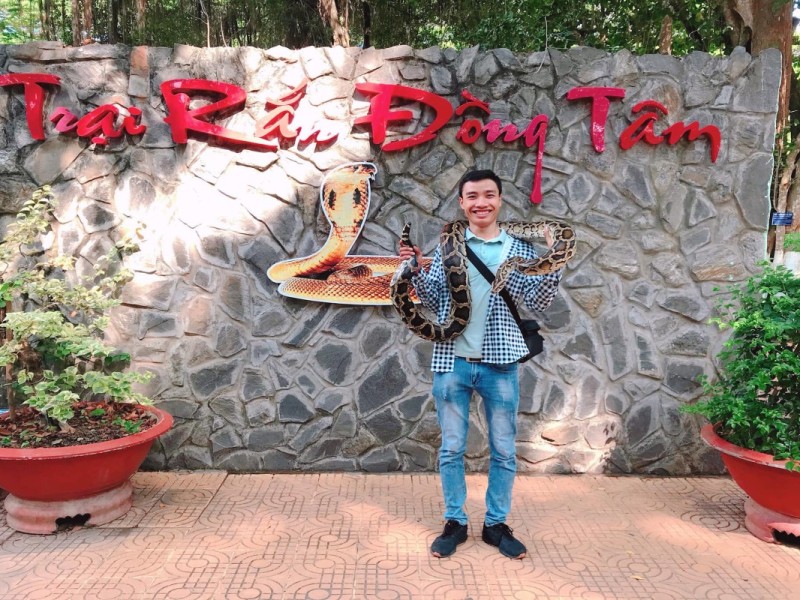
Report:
1,473,799,600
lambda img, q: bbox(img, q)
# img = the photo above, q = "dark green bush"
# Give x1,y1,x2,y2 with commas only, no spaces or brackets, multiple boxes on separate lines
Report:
683,264,800,471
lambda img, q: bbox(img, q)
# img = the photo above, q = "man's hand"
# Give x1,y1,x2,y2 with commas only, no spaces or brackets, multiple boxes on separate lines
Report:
399,243,422,272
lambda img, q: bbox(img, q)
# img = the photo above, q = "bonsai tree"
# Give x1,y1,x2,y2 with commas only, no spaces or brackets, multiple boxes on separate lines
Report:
683,263,800,471
0,187,152,447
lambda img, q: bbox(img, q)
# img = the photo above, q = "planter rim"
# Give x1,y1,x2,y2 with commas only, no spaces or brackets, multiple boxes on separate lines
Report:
0,404,173,461
700,423,790,470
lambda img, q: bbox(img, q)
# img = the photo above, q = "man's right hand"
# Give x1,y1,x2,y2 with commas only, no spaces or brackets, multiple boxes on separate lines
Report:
398,243,422,272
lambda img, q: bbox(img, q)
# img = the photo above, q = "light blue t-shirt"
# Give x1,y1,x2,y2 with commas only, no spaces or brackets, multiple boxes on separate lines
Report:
453,228,513,359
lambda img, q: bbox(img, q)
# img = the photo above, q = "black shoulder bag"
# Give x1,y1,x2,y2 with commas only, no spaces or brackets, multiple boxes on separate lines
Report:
464,244,544,363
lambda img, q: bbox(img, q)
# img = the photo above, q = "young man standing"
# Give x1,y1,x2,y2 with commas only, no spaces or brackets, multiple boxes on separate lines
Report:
398,169,562,559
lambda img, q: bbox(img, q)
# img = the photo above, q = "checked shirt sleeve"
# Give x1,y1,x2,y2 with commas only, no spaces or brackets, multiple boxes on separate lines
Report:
410,246,445,313
520,269,563,312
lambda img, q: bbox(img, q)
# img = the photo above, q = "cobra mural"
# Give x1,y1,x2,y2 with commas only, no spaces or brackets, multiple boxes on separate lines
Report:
267,162,432,305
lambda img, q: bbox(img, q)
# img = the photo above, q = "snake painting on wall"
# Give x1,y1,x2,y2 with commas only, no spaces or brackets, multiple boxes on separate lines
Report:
267,162,432,305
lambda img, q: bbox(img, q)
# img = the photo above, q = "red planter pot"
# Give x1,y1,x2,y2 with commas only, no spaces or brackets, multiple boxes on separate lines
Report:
701,424,800,542
0,405,172,533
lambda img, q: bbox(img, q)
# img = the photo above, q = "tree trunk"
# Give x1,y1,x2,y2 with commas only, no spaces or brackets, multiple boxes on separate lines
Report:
362,0,371,48
749,0,792,132
658,15,673,55
70,0,81,45
319,0,349,46
82,0,93,41
136,0,146,42
109,0,118,43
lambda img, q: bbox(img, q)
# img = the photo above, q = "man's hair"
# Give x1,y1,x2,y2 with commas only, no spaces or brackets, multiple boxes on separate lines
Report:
458,169,503,197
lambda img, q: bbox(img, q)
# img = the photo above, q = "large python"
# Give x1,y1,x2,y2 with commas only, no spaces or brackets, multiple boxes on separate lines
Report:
390,219,576,342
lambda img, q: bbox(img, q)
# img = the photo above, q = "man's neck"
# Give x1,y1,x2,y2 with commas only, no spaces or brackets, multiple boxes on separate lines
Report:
468,223,501,240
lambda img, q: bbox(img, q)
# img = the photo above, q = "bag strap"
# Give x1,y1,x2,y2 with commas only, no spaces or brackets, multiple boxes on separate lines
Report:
464,243,523,326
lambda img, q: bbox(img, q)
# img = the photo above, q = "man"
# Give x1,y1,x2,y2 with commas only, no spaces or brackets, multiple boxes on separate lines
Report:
398,169,562,559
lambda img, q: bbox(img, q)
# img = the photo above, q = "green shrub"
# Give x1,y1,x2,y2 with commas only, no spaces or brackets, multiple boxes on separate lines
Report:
784,231,800,252
683,264,800,470
0,187,151,423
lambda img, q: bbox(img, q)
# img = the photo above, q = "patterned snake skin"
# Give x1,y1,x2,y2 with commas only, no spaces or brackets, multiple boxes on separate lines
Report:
389,220,577,342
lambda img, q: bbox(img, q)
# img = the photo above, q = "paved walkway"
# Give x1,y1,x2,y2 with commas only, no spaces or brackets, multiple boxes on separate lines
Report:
0,472,798,599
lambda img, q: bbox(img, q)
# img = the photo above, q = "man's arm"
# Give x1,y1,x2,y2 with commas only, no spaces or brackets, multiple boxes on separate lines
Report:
521,270,563,311
517,229,563,311
399,242,445,313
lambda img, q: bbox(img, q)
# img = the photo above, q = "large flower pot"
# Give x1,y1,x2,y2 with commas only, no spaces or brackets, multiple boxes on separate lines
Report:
701,424,800,543
0,405,172,534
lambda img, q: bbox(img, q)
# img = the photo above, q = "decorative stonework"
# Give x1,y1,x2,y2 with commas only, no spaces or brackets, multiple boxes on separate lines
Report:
0,42,780,474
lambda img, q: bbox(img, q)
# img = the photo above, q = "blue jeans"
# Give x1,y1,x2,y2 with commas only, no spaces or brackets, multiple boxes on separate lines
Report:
432,357,519,526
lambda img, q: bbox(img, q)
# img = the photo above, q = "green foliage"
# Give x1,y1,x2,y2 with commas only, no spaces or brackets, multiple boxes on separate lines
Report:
113,417,141,434
0,4,36,44
682,264,800,470
0,187,151,423
0,0,752,55
784,232,800,252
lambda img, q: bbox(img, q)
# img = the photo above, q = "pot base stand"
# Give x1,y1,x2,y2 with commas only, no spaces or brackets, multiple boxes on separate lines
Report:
745,497,800,544
4,480,133,534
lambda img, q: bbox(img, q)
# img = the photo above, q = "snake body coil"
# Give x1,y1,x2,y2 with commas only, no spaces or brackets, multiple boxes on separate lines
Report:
390,220,576,342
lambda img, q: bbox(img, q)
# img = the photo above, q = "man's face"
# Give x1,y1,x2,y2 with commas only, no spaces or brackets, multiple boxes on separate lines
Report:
459,178,502,229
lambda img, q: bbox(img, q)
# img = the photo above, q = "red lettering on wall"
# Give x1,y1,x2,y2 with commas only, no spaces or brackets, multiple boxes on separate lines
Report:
354,83,454,151
620,99,721,162
619,100,667,149
254,79,339,147
0,73,60,140
662,121,721,162
161,79,277,149
566,86,626,152
49,107,80,133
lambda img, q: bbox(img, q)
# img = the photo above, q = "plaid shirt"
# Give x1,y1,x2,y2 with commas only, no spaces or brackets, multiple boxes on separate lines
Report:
411,234,562,372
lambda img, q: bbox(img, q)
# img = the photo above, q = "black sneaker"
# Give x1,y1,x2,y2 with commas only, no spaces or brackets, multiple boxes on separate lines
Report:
430,519,468,558
482,522,527,559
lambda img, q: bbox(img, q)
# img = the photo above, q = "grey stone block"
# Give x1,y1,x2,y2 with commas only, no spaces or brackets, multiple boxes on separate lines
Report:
315,343,353,385
189,361,240,399
365,407,404,444
242,371,273,402
211,427,243,454
397,394,428,421
663,360,705,398
220,274,251,322
357,354,409,416
656,292,709,322
219,450,263,472
289,416,333,452
360,446,401,472
245,398,276,426
278,391,315,423
331,407,358,438
215,324,247,358
210,396,248,429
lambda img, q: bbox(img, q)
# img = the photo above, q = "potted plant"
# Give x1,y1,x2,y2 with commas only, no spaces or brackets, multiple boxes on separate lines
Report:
683,263,800,543
0,187,172,534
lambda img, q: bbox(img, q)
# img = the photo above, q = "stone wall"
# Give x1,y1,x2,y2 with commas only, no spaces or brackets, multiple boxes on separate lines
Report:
0,42,780,474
